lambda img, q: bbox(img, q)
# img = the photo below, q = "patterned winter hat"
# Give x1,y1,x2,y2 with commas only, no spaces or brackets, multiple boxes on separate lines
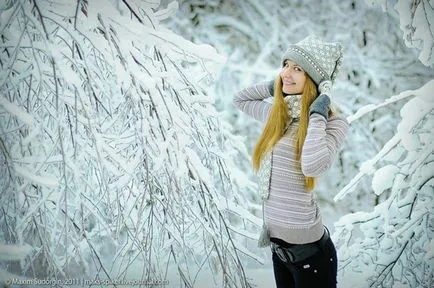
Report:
282,35,344,85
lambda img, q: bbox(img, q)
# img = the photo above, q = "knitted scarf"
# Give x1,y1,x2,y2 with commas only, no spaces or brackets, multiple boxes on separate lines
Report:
257,94,301,247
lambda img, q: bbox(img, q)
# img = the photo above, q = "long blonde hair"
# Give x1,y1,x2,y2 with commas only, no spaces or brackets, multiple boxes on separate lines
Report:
252,74,321,191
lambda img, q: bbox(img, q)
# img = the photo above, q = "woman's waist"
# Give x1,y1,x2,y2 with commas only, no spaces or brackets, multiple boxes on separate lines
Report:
267,182,313,202
269,171,306,188
264,201,318,218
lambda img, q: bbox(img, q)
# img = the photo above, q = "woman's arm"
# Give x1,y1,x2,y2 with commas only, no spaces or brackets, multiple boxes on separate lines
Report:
301,112,349,178
233,81,273,122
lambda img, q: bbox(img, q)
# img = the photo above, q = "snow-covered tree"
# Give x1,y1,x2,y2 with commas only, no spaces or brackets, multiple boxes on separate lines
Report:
394,0,433,67
0,1,261,287
333,1,434,286
334,79,434,287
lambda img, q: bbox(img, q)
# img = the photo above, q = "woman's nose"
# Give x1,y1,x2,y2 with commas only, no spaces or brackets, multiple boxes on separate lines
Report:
281,67,292,77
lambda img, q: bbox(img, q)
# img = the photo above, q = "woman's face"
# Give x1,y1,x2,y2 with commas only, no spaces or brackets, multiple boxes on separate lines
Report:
280,60,306,94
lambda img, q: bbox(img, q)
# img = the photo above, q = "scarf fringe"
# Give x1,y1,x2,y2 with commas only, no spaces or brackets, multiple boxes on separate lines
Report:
257,223,270,247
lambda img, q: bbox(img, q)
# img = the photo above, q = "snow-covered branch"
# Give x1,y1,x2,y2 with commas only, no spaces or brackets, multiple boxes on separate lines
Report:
0,0,260,287
334,79,434,287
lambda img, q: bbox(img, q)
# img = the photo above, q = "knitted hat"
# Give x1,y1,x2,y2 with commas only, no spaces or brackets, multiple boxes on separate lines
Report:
282,35,344,85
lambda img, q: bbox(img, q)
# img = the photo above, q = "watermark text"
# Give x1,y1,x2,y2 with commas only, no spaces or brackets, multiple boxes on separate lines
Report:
5,278,169,286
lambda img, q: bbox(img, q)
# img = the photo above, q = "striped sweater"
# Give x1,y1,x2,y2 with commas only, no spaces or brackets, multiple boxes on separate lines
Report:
233,81,349,244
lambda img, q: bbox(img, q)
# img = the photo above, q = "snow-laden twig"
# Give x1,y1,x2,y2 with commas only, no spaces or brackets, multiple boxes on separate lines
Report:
334,82,434,287
0,1,260,287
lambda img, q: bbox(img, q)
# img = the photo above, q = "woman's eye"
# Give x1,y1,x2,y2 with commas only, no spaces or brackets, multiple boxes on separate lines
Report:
294,67,302,72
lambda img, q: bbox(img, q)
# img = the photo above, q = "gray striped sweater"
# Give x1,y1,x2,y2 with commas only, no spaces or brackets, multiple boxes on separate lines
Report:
234,81,349,244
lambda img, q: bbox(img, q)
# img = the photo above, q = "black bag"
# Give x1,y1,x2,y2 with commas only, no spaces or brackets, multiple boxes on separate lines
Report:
271,228,329,264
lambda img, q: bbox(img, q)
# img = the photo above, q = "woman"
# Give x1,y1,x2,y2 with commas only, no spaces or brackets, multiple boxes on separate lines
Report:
233,35,349,287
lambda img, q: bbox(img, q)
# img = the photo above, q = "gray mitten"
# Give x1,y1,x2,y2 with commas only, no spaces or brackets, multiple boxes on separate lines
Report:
309,94,330,119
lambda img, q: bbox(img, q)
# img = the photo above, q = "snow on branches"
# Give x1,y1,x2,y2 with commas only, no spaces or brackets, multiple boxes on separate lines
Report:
395,0,434,67
333,79,434,287
0,0,260,287
367,0,434,67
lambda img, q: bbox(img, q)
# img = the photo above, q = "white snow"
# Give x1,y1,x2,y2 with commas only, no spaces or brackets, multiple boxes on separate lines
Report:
0,244,32,261
425,239,434,261
1,0,433,287
13,167,59,188
0,96,35,125
395,0,434,66
372,164,399,196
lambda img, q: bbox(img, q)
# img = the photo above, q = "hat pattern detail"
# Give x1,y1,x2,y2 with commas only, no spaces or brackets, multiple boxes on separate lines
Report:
282,35,343,85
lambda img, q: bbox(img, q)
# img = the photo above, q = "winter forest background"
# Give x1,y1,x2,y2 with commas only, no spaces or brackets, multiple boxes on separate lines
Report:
0,0,433,287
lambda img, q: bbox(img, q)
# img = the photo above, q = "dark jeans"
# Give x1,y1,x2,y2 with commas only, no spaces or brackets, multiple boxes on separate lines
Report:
271,234,338,288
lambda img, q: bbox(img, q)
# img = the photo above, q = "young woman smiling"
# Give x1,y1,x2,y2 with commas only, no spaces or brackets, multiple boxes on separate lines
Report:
233,35,349,288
